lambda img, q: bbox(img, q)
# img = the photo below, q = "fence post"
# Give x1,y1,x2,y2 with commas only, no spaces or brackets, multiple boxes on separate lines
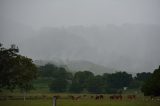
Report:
53,96,57,106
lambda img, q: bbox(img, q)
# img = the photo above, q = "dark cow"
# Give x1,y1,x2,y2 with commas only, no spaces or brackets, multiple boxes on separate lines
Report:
68,95,75,100
117,95,122,100
127,95,136,100
75,96,81,101
91,96,94,99
68,95,81,101
110,95,115,100
53,95,60,99
100,95,104,99
151,96,160,101
83,95,87,97
110,95,122,100
95,95,104,100
95,95,100,100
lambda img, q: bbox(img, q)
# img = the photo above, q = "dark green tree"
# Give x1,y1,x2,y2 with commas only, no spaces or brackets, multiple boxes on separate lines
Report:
49,78,68,92
135,72,152,81
109,72,132,88
39,64,72,80
128,80,142,89
69,81,83,93
86,75,104,93
13,56,38,92
0,43,38,92
39,64,58,78
39,63,73,92
103,72,132,93
141,66,160,96
129,72,152,89
74,71,94,88
68,71,94,93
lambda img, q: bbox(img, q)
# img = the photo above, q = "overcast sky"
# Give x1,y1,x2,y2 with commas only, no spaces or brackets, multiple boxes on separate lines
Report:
1,0,160,28
0,0,160,73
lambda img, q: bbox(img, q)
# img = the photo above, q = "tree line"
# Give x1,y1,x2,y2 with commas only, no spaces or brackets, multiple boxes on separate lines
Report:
0,43,160,97
38,63,152,94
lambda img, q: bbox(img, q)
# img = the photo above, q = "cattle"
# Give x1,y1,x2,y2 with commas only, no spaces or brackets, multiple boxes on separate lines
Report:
53,95,60,99
75,96,81,101
100,95,104,99
117,95,122,100
109,95,115,100
90,95,94,99
127,95,136,100
68,95,75,100
95,95,100,100
68,95,81,101
83,95,87,97
109,95,122,100
151,96,160,101
95,95,104,100
42,95,46,99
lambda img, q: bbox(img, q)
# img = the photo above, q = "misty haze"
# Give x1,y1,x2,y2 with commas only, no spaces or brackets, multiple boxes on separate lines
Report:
0,0,160,106
1,0,160,74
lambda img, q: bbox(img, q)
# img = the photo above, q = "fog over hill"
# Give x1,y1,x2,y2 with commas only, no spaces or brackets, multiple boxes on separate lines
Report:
1,21,160,73
34,59,115,75
1,0,160,74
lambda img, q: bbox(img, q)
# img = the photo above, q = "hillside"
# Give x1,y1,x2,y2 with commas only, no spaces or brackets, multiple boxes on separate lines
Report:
34,59,115,75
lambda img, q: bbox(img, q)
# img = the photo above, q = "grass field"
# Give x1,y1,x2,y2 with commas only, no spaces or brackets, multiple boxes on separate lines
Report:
0,99,160,106
0,94,160,106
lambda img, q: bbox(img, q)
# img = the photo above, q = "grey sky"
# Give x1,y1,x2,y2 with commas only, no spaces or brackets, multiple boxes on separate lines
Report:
1,0,160,28
0,0,160,73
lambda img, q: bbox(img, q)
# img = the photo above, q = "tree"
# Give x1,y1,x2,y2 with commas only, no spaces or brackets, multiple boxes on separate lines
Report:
103,72,132,93
74,71,94,88
141,66,160,96
68,71,94,93
135,72,152,81
39,64,59,78
69,81,83,93
39,64,72,80
49,78,68,92
0,43,38,92
13,56,38,92
129,72,152,89
128,80,142,89
86,75,104,93
39,63,73,92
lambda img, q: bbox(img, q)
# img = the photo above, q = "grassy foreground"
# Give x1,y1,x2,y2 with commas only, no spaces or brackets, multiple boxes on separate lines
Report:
0,98,160,106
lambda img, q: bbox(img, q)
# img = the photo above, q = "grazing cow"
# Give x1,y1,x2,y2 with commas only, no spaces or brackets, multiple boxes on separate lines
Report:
110,95,122,100
42,95,46,99
132,95,136,99
91,96,94,99
151,95,155,100
110,95,114,100
75,96,81,101
95,95,100,100
95,95,104,100
127,95,136,100
83,95,87,97
150,96,160,101
53,95,60,99
68,95,75,100
68,95,81,101
117,95,122,100
100,95,104,99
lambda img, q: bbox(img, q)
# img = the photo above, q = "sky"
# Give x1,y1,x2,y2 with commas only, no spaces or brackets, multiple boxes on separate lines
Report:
0,0,160,73
1,0,160,28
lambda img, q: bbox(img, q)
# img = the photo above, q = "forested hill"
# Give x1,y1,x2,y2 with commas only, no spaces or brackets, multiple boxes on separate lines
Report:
34,60,115,75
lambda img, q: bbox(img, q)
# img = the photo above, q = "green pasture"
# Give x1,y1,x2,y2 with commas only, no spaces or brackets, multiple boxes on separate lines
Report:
0,99,159,106
0,94,160,106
